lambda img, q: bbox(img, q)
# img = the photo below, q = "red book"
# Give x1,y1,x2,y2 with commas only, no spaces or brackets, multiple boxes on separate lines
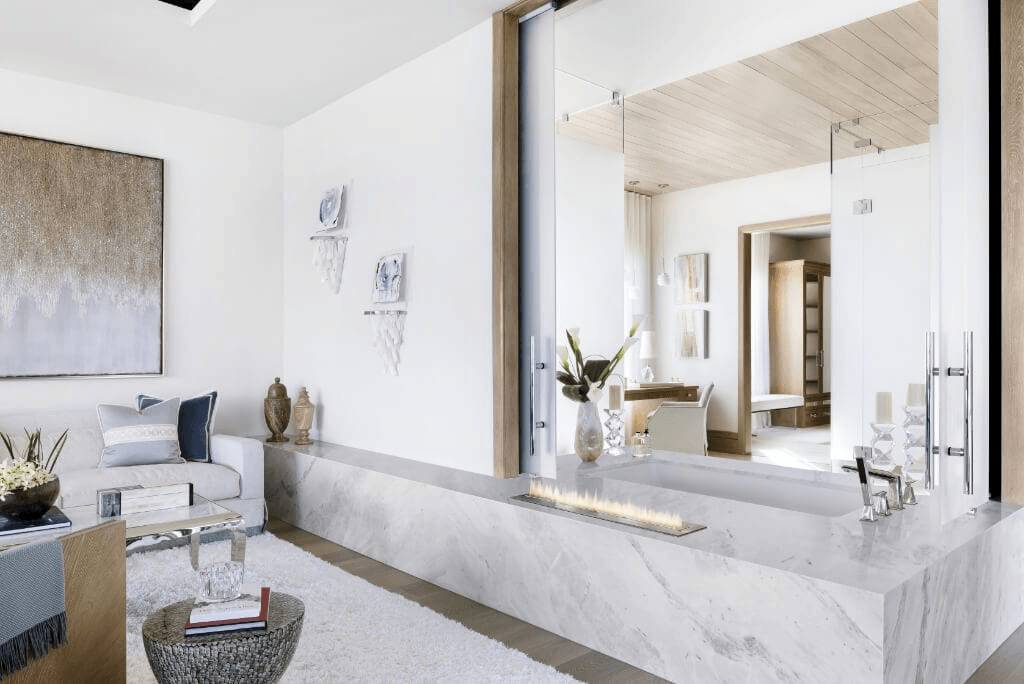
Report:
184,587,270,635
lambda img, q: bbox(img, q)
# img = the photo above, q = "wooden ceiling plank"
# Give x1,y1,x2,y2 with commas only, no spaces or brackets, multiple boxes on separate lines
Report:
870,111,928,145
634,88,819,160
888,106,935,138
660,76,832,156
869,13,939,72
919,0,938,18
799,34,922,109
895,3,939,48
909,102,939,125
621,96,804,164
821,27,937,102
708,62,838,123
741,54,861,121
845,18,937,89
766,41,900,116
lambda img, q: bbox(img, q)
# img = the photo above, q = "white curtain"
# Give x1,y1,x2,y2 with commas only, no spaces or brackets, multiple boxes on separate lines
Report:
624,191,652,382
751,232,771,429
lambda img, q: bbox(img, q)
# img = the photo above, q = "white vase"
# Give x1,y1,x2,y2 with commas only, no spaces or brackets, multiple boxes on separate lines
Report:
574,401,604,462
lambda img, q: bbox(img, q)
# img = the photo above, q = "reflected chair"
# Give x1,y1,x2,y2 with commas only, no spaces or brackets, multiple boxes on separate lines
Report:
646,383,715,456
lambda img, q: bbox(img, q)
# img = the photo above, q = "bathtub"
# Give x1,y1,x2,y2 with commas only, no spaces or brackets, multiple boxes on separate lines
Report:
594,454,863,517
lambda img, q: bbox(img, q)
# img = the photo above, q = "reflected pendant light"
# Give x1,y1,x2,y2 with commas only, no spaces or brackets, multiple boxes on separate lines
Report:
656,184,671,286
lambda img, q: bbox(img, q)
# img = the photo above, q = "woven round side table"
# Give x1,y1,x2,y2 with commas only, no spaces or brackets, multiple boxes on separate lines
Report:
142,593,304,684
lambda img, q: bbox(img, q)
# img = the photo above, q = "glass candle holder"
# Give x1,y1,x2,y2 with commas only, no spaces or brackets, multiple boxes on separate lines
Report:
603,408,625,455
198,560,245,602
869,422,897,467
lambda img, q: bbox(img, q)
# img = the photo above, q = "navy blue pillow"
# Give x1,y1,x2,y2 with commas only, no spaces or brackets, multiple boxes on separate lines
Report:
137,391,217,463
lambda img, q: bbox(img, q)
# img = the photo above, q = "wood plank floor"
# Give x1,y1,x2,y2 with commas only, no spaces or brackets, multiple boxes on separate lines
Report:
268,518,1019,683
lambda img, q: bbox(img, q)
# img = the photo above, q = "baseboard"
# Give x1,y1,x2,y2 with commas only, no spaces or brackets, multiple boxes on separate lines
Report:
708,430,742,454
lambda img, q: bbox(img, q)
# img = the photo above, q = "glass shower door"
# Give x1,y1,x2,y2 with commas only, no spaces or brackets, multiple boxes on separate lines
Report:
831,99,989,523
830,109,937,507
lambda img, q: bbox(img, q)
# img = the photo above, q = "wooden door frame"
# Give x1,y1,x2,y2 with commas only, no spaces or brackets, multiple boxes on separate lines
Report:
737,214,830,455
492,0,550,478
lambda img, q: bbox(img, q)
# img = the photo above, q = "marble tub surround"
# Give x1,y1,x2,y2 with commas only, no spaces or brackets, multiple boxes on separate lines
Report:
265,441,1024,683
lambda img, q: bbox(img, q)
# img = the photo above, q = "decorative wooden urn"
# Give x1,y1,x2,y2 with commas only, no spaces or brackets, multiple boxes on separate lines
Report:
264,377,291,443
293,387,315,446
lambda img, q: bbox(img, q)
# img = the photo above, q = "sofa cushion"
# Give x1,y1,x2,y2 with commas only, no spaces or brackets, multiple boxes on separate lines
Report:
57,463,241,508
96,398,182,467
137,392,217,463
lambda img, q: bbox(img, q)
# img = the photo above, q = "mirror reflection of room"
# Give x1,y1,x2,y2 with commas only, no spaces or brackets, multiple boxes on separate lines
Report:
555,1,937,471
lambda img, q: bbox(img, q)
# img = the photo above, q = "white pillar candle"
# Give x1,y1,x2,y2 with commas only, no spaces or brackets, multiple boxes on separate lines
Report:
876,392,893,424
907,383,925,407
609,385,622,410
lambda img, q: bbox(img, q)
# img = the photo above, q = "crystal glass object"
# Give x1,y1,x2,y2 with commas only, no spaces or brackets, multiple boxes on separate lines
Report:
603,408,625,455
198,560,245,602
869,422,897,467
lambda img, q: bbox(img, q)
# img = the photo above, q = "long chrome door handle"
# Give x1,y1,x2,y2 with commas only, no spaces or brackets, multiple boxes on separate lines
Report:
924,332,940,490
946,331,973,495
530,336,546,456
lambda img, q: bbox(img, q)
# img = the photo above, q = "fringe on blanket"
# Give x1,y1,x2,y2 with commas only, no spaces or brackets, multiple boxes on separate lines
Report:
0,611,67,680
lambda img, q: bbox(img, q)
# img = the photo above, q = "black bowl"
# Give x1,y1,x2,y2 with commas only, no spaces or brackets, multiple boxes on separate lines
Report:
0,477,60,521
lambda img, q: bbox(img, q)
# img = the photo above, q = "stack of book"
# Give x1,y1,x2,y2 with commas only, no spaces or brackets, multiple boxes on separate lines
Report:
184,587,271,636
0,507,72,537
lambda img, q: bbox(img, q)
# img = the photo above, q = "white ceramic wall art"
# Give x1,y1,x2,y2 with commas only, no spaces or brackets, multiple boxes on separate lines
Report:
372,252,404,304
368,311,406,376
311,185,349,294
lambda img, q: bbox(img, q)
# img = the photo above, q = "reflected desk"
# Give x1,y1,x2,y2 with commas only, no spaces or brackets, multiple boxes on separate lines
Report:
624,383,699,436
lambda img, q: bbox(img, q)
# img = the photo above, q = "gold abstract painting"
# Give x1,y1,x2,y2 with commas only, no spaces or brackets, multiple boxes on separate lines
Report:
0,132,163,378
679,310,708,359
674,253,708,305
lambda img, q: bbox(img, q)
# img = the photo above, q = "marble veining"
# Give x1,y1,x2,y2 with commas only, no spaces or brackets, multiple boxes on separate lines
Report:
265,441,1024,683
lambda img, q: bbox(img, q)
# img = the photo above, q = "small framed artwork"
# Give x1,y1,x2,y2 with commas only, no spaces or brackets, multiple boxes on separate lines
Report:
679,310,708,359
318,185,345,230
372,252,405,304
674,253,708,304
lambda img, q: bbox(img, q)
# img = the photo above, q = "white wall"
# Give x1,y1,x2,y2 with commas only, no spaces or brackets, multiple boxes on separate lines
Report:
281,21,494,474
652,163,830,433
0,68,283,436
554,135,625,455
830,144,932,464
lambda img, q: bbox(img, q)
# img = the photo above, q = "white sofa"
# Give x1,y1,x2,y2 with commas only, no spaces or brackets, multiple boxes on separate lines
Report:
0,410,265,532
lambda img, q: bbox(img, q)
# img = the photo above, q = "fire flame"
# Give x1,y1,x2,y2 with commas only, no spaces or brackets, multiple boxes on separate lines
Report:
528,480,686,531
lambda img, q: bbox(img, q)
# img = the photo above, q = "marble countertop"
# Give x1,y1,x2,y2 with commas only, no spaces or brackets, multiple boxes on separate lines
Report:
266,441,1021,595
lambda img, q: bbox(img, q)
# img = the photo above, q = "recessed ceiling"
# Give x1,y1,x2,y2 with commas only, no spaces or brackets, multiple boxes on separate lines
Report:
0,0,510,126
559,0,938,196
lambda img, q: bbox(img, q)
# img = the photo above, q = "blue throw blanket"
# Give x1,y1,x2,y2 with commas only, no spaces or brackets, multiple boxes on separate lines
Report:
0,538,67,679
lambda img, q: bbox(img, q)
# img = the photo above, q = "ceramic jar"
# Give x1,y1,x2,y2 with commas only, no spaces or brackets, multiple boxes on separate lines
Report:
264,377,291,443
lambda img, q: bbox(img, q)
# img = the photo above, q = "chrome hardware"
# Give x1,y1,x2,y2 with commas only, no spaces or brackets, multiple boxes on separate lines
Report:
924,332,940,490
842,462,904,512
873,491,891,516
529,337,547,456
946,331,973,495
851,447,877,523
902,478,918,506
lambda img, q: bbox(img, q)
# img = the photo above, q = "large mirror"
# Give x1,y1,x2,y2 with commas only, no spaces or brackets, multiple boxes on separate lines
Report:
549,0,945,477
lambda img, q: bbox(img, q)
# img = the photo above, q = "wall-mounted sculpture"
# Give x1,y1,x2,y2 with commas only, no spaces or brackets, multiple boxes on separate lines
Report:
311,185,349,294
365,310,407,376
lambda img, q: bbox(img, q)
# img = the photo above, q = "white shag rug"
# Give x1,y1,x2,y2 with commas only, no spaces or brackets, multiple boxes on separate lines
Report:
126,533,579,683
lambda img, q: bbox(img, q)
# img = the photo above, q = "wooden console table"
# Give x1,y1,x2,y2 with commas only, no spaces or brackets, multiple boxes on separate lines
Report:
624,383,699,436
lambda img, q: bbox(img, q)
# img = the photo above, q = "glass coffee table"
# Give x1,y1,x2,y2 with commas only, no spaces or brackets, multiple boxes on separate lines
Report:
0,493,246,568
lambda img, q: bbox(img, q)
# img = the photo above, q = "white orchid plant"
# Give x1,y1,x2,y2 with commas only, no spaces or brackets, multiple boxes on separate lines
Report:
0,429,68,498
556,321,642,403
